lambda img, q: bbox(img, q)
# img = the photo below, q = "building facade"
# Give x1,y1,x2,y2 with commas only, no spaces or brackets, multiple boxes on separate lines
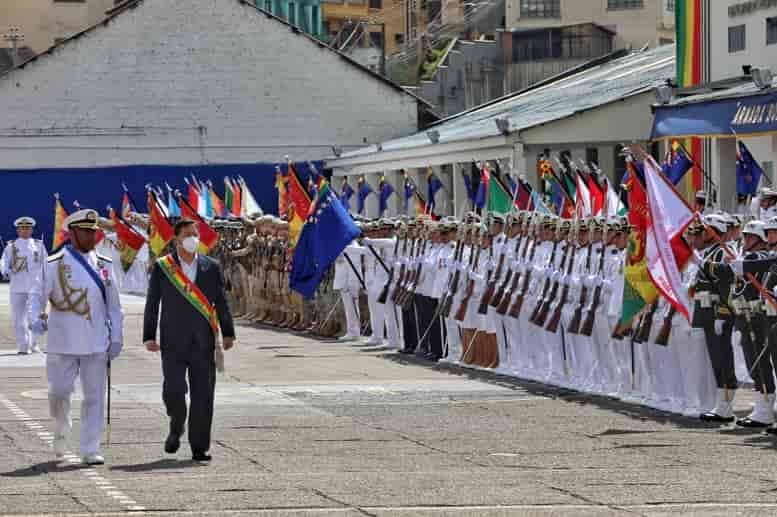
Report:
505,0,675,49
255,0,324,38
0,0,116,54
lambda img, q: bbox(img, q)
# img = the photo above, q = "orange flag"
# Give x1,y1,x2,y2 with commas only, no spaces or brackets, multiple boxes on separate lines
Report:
178,195,219,254
109,207,146,272
148,191,175,257
52,194,69,251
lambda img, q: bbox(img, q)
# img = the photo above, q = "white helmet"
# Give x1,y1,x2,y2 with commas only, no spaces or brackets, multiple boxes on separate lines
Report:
703,214,728,235
764,217,777,232
743,220,767,242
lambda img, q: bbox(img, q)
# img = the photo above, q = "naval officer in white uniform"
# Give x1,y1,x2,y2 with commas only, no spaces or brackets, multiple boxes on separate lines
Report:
0,217,47,354
29,209,124,465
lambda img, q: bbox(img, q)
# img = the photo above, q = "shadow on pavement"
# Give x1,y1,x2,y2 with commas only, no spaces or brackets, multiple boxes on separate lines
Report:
2,461,84,476
110,458,207,472
380,351,726,430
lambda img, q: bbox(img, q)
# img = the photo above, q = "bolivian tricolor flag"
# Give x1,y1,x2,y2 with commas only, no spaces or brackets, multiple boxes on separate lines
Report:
109,207,146,272
148,190,175,258
675,0,703,202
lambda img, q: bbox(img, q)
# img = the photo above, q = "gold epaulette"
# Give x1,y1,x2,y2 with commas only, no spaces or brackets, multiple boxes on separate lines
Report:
47,250,64,262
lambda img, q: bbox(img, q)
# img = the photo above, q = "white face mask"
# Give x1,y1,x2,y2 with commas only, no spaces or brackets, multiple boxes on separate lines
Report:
182,236,200,254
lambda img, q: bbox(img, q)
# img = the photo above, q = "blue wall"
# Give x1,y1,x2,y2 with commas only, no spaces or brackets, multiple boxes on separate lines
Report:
0,161,320,249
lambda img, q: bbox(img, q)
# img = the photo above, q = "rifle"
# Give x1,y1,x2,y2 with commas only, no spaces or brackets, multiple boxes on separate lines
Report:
490,231,522,309
454,228,483,322
391,234,414,303
580,223,610,337
441,226,467,318
377,229,403,304
546,228,577,333
529,228,562,325
634,302,658,343
507,217,542,319
399,230,429,308
535,228,572,328
568,231,594,334
653,305,676,346
477,236,496,315
498,218,535,315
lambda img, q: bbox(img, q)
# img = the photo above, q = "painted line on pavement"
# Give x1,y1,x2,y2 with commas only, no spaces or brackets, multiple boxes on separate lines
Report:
0,394,146,512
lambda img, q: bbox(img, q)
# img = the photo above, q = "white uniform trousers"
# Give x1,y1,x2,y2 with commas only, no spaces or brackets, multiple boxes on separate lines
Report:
366,293,386,344
11,293,36,353
340,290,361,338
384,300,402,348
47,353,107,456
677,327,717,417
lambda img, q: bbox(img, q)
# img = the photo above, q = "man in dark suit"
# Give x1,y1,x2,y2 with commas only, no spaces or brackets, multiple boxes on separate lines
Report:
143,218,235,462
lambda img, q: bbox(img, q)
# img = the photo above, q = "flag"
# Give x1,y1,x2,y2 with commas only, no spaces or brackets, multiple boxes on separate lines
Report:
531,190,551,214
644,156,695,322
540,161,574,218
147,190,175,257
514,178,533,210
475,164,489,210
287,161,312,220
664,140,693,185
166,184,181,218
379,175,394,216
208,181,226,217
357,176,373,215
289,182,361,299
487,173,513,214
462,170,476,206
230,175,242,216
736,141,763,196
616,159,658,333
587,174,605,215
403,171,415,213
340,180,354,211
177,194,219,254
275,168,289,218
185,179,199,215
121,193,133,220
239,176,262,217
52,194,69,251
575,172,592,218
603,177,625,216
224,177,235,215
412,190,439,220
109,207,146,272
427,167,443,209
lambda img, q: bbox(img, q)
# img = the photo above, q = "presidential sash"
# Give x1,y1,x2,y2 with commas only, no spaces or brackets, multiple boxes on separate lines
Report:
158,254,224,371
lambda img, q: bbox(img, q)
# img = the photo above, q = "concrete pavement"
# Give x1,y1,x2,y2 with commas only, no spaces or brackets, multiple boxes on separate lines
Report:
1,284,777,516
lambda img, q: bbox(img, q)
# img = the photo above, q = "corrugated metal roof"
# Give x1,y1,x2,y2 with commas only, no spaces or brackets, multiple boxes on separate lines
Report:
339,44,676,159
664,80,777,106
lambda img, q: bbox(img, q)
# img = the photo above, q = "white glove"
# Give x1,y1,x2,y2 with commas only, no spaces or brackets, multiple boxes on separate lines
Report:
29,319,47,336
730,259,744,277
457,262,468,272
362,238,375,246
550,271,561,282
108,341,123,360
485,259,496,271
714,319,724,336
603,278,613,294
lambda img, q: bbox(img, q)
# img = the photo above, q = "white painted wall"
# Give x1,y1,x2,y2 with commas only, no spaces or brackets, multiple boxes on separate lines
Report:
0,0,418,169
710,1,777,81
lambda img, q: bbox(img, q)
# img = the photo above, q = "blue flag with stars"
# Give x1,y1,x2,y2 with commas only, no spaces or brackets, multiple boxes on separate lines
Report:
736,141,763,196
290,183,361,299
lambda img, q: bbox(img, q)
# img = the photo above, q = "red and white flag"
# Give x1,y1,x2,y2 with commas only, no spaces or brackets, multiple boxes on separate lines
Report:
575,173,591,218
644,156,695,322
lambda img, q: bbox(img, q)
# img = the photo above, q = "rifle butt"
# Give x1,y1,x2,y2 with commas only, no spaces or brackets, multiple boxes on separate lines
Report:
545,305,562,333
508,294,525,319
478,287,494,315
454,298,469,322
534,303,551,328
653,321,671,346
377,284,390,305
567,309,582,335
579,307,596,337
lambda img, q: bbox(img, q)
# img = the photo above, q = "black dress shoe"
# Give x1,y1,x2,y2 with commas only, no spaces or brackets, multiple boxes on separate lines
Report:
164,433,181,454
737,417,770,428
765,427,777,436
398,348,414,355
700,411,735,423
192,451,212,462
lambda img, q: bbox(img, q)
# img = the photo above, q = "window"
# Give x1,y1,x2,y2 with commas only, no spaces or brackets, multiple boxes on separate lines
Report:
520,0,560,18
369,31,384,49
666,0,674,12
607,0,643,9
264,0,272,12
768,17,777,45
394,33,405,45
311,6,320,34
729,24,746,53
288,2,296,25
369,0,382,8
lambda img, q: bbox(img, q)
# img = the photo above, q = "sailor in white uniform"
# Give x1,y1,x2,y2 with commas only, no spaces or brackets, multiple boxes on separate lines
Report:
0,217,47,354
28,209,124,465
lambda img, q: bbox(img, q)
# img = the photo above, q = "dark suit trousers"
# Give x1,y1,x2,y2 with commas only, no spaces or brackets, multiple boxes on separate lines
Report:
161,334,216,453
402,297,419,352
703,316,737,390
416,295,443,357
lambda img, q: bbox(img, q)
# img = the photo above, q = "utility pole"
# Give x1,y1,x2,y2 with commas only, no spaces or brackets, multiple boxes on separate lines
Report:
3,27,24,67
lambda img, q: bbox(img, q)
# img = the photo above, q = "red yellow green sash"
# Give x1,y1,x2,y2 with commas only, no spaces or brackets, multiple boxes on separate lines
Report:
158,254,219,337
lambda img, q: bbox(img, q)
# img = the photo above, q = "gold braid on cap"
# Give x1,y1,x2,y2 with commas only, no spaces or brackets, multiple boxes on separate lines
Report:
49,260,91,319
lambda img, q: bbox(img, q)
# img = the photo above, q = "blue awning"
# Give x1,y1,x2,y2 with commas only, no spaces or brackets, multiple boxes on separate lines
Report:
651,89,777,140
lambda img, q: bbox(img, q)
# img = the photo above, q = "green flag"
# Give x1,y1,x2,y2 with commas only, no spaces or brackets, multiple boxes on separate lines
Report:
224,179,234,214
487,176,513,214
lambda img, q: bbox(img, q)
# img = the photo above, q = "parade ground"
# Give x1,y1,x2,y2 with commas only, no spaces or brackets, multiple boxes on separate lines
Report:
0,285,776,517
